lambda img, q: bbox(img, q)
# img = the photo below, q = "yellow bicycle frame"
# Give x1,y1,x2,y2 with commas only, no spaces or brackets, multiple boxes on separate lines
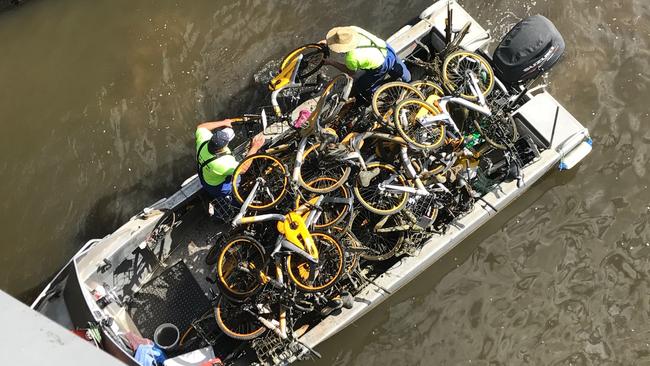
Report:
268,56,300,92
416,95,442,119
276,212,319,261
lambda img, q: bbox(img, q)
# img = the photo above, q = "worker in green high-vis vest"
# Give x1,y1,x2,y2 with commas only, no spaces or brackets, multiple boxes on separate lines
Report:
195,119,265,200
322,26,411,103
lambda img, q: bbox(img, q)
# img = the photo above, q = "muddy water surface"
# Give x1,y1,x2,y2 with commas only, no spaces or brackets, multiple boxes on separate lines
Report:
0,0,648,364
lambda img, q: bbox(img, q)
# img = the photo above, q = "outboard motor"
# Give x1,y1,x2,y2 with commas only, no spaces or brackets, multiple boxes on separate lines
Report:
492,15,565,86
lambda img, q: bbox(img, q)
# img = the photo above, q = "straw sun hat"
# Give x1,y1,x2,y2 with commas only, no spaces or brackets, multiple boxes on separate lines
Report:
326,26,360,53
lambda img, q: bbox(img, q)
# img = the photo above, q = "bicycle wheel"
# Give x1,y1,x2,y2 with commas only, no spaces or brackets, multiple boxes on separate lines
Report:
299,143,351,194
474,114,519,150
216,236,266,300
351,210,405,261
473,89,519,150
286,231,345,292
353,163,409,215
372,81,425,125
296,177,351,229
312,73,353,128
205,242,220,266
410,80,444,99
215,297,266,341
232,154,288,210
178,310,212,350
280,43,328,82
442,51,494,100
393,98,446,150
333,226,361,274
179,326,201,350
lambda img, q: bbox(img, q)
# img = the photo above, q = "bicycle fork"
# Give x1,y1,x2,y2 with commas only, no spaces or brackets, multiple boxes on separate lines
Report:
290,136,311,185
399,146,429,196
253,262,289,340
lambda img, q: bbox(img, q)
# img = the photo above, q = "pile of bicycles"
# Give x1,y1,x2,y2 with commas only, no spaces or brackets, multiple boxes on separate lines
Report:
197,26,542,364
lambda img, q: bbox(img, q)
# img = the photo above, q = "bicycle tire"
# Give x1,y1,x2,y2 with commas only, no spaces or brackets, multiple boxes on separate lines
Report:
352,210,405,261
474,113,519,150
393,98,446,150
299,143,352,194
178,325,207,351
372,81,425,125
178,308,217,350
410,80,445,99
214,297,266,341
442,51,494,101
205,242,220,266
216,236,266,300
286,231,345,293
280,43,328,82
353,163,409,216
232,154,288,210
313,73,353,127
333,226,361,274
179,319,204,349
296,177,351,229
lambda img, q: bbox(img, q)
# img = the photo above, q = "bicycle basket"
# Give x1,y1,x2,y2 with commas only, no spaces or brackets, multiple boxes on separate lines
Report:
210,196,237,222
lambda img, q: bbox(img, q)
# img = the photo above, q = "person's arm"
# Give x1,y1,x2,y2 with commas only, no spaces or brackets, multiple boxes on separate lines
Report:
323,58,355,76
238,134,266,174
197,119,232,131
246,134,265,157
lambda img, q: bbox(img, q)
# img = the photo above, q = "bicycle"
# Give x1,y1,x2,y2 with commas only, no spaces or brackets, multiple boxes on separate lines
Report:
267,43,329,111
406,15,494,101
212,186,347,349
178,303,223,351
306,130,445,216
217,182,346,299
394,68,492,149
273,43,329,89
371,81,425,126
231,73,354,211
325,75,488,217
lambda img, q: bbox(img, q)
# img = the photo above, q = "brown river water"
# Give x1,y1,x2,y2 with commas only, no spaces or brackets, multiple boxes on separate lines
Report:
1,0,649,364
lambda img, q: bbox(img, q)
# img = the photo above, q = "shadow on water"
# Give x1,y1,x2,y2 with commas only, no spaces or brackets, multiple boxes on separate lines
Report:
17,77,273,303
14,154,187,302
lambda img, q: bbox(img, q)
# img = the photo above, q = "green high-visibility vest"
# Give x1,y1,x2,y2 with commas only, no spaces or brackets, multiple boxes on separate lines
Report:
344,26,388,71
195,128,239,186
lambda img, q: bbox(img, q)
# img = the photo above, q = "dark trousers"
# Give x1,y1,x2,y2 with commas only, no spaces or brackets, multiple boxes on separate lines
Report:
353,45,412,104
199,174,233,199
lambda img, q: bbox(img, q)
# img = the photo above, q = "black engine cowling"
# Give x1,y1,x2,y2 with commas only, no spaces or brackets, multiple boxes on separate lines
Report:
492,15,565,85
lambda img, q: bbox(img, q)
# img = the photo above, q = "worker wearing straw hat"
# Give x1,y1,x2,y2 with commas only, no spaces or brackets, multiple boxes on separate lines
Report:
323,26,411,103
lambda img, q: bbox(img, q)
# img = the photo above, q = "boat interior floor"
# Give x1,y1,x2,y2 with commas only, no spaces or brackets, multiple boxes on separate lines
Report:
124,200,249,358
